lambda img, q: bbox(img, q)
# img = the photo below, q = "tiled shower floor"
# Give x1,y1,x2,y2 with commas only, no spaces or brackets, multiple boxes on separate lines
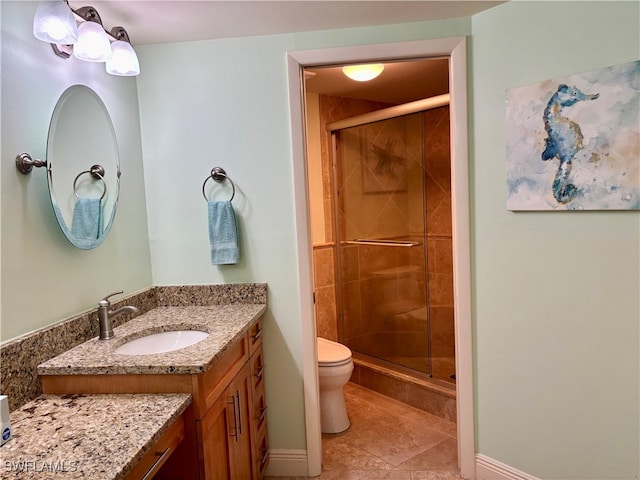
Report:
267,383,462,479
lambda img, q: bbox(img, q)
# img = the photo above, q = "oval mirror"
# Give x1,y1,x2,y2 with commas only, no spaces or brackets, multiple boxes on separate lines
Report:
47,85,119,249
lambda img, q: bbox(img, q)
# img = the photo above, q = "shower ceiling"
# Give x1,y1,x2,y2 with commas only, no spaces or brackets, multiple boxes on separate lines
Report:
304,58,449,105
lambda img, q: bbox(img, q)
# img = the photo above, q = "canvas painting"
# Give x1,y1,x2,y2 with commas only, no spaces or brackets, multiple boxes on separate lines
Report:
505,61,639,210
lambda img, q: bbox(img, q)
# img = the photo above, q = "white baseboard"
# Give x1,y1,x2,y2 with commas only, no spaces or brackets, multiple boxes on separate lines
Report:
265,450,540,479
476,454,540,480
265,449,310,477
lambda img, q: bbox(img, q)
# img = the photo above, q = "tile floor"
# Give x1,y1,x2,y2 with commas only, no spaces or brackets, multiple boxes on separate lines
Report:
267,382,462,479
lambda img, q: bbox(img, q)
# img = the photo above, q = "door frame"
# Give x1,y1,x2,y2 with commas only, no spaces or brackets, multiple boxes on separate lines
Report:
286,36,474,478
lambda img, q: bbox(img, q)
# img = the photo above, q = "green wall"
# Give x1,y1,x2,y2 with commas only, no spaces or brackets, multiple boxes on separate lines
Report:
0,1,152,341
2,0,638,477
471,2,639,477
135,16,470,455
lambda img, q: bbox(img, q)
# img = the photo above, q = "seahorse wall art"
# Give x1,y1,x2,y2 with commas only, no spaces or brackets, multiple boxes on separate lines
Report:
505,60,640,211
542,85,600,204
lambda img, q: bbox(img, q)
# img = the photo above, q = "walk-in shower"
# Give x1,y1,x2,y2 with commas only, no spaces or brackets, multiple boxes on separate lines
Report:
327,97,456,386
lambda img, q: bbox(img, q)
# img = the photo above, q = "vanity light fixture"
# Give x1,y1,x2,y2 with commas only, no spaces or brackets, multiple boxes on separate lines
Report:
342,64,385,82
32,1,140,76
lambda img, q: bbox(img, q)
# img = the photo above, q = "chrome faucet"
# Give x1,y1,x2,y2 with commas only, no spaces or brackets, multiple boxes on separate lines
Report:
97,291,140,340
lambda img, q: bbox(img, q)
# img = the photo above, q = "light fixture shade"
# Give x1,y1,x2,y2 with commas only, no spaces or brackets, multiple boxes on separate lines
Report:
342,64,385,82
73,21,111,62
33,1,78,44
106,41,140,76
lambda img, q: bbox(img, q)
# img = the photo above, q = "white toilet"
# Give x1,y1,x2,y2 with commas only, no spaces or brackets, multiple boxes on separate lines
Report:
317,336,354,433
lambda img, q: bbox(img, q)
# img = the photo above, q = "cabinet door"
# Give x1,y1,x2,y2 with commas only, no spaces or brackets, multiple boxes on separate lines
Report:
227,362,253,480
200,362,253,480
199,391,233,480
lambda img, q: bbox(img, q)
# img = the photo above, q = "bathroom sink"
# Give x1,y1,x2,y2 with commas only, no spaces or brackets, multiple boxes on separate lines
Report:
115,330,209,355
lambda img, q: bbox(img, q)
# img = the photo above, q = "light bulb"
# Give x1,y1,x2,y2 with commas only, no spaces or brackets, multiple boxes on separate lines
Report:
33,1,78,44
106,41,140,76
73,21,111,62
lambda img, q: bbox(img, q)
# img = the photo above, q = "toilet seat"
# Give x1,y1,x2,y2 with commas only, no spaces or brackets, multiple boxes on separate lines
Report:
317,337,352,367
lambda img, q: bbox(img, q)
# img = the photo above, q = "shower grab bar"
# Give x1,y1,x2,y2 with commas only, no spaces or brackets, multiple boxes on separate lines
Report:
345,239,422,247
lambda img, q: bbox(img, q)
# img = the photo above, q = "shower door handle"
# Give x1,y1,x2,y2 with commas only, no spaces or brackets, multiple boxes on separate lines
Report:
345,239,422,247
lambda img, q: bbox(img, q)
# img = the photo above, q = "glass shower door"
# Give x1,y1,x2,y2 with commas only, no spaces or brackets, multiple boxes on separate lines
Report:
333,112,432,375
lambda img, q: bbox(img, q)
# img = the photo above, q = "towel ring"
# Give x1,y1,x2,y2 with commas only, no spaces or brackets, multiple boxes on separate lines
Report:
73,165,107,200
202,167,235,202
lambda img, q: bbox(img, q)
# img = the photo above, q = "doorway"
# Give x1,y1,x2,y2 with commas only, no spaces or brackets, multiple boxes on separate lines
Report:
286,37,473,479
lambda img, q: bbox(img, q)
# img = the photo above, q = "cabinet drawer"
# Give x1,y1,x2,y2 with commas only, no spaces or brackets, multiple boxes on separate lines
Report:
249,347,265,394
192,334,249,417
125,412,185,480
254,426,269,480
252,382,268,435
248,319,264,355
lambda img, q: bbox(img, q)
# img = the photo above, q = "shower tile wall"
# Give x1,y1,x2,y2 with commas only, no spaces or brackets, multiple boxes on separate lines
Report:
318,95,393,241
314,95,393,340
314,244,337,341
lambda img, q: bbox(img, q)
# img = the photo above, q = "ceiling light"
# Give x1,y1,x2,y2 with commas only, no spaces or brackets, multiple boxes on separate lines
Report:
32,1,140,76
342,64,385,82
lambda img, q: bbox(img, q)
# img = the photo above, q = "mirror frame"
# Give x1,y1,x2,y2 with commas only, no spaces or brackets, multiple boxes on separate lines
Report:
46,85,120,249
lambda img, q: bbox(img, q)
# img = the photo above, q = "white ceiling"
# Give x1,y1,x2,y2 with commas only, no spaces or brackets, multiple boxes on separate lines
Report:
86,1,504,104
86,1,504,45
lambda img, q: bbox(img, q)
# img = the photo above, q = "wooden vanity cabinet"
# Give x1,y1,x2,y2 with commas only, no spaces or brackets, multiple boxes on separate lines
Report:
158,321,268,480
41,318,268,480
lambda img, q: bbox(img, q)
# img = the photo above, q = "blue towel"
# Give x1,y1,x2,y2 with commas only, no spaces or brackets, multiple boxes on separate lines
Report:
71,197,103,246
209,200,239,265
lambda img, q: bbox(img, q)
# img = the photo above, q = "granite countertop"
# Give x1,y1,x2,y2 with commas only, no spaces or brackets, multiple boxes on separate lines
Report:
38,304,266,376
1,393,191,479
